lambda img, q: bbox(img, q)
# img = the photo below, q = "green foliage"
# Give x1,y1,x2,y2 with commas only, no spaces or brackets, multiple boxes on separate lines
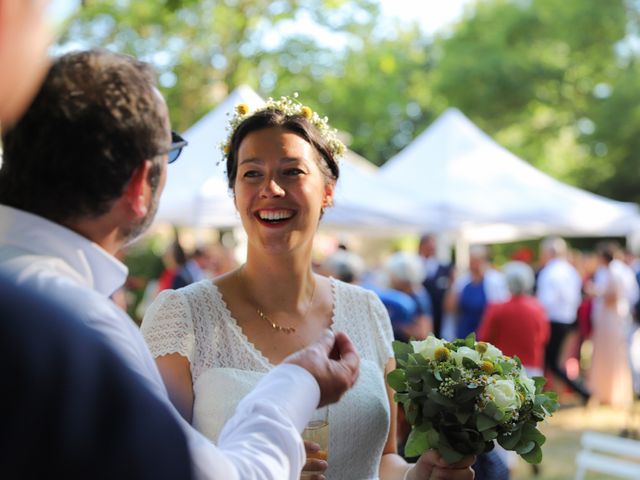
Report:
60,0,640,203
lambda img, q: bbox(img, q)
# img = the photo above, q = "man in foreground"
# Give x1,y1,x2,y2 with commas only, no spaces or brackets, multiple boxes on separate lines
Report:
0,48,359,479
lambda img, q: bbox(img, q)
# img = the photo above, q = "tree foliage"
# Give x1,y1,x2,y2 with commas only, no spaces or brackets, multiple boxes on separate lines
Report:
61,0,640,203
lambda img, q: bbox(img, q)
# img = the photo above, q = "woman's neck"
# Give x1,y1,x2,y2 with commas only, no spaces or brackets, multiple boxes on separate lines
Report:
241,249,316,314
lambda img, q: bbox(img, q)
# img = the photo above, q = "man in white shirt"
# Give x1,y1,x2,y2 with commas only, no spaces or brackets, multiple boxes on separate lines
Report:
0,48,361,480
536,237,589,401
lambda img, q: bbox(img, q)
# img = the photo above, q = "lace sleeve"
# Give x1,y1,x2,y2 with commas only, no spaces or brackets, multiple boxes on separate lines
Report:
140,289,195,363
365,289,395,369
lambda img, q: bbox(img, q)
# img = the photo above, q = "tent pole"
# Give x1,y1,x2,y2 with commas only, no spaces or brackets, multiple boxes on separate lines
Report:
455,235,469,272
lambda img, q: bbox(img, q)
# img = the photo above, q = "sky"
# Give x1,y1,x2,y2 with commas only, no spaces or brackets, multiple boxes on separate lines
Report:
379,0,471,35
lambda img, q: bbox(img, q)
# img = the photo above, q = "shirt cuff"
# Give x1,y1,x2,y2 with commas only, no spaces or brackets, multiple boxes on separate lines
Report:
246,363,321,432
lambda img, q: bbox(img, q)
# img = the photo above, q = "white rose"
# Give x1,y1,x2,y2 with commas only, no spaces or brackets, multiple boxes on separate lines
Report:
450,346,481,366
519,371,536,399
411,335,446,360
481,343,503,361
486,379,520,411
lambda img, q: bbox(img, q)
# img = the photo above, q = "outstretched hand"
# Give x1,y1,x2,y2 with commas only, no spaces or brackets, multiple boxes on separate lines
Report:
284,329,360,407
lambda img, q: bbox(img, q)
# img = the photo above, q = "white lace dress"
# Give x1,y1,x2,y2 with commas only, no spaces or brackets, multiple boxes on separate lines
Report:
142,278,394,480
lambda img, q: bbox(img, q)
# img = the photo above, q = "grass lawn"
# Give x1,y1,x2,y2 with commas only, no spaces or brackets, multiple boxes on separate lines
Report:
510,401,640,480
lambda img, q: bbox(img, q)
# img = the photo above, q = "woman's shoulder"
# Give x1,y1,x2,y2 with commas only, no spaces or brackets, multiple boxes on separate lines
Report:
176,278,217,297
332,278,380,304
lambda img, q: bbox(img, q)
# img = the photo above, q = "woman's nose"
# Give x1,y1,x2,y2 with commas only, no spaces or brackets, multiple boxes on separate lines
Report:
260,178,285,198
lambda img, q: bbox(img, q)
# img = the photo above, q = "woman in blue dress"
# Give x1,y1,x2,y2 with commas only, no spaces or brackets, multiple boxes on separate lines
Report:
446,245,509,339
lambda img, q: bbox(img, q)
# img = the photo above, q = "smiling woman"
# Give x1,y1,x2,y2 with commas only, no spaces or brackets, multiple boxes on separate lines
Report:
141,96,476,480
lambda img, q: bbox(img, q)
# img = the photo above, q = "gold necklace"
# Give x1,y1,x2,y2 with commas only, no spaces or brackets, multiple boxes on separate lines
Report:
241,267,316,334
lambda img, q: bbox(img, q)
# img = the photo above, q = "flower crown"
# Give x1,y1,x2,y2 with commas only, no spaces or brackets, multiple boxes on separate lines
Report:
220,93,346,160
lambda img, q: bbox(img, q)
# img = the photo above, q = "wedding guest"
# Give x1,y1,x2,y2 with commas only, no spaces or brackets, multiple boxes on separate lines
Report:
142,98,475,480
384,251,433,342
588,242,637,408
478,261,549,377
321,248,366,284
0,3,191,478
172,246,214,289
418,234,452,338
0,49,360,480
159,241,188,291
536,237,589,401
445,245,509,339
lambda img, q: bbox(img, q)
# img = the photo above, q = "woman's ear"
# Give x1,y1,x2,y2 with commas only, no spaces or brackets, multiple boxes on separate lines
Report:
323,181,335,208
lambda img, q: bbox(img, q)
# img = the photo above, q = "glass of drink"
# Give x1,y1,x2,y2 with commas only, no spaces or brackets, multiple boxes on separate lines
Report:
301,406,329,478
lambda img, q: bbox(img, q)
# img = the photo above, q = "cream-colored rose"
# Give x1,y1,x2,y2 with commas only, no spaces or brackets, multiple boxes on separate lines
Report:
480,343,503,361
411,335,446,360
450,346,481,366
486,379,520,411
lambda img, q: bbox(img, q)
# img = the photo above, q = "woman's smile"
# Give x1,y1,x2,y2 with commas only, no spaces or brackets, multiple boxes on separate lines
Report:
254,207,297,228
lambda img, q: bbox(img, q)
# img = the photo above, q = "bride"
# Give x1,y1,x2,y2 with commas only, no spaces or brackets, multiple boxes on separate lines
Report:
141,96,474,480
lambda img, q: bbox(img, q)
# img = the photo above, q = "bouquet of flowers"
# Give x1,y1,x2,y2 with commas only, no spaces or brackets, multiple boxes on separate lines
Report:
387,334,559,464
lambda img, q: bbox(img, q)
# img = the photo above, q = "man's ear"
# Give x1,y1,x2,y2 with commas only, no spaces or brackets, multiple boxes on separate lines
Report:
124,160,152,218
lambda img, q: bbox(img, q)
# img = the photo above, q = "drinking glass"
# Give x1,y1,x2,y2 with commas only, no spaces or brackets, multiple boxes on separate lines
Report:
301,406,329,478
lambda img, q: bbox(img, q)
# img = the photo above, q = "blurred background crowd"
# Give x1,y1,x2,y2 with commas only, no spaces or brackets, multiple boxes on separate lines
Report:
119,232,640,417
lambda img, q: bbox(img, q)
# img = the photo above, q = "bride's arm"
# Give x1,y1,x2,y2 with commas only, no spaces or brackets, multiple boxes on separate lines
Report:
379,358,413,480
156,353,194,423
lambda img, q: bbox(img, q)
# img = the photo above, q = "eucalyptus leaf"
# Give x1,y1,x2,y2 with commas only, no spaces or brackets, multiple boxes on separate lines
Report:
386,369,406,392
521,424,546,445
405,428,430,457
462,357,479,370
464,332,476,348
521,444,543,464
498,429,522,450
516,440,536,455
476,414,498,432
392,340,414,362
481,429,498,441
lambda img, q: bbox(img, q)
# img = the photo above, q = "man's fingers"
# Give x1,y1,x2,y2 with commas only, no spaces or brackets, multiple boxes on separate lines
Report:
314,329,336,356
333,331,356,357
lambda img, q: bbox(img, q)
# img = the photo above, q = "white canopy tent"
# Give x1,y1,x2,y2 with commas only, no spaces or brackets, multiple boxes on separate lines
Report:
155,85,429,233
379,108,640,247
156,85,262,227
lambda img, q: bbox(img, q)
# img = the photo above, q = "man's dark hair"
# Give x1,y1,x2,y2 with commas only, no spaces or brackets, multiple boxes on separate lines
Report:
0,49,168,223
225,108,340,191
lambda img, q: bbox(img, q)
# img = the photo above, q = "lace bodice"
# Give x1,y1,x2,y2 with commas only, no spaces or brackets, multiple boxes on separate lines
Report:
142,278,394,480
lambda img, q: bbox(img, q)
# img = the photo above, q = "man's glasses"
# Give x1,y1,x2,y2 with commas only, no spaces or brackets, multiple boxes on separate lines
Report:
168,131,188,164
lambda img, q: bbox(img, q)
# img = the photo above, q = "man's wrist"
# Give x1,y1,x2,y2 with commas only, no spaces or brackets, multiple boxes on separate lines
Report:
402,464,415,480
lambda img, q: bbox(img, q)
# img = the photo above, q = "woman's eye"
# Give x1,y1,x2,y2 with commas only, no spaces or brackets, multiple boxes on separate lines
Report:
243,170,261,178
284,168,305,176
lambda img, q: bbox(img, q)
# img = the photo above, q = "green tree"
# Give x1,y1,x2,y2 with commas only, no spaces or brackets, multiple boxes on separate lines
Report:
62,0,381,132
268,25,437,165
431,0,631,195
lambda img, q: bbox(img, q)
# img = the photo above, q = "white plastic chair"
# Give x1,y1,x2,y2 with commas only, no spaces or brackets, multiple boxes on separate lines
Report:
575,431,640,480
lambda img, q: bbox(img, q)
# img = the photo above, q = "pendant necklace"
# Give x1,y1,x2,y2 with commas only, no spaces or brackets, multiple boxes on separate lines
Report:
241,266,316,334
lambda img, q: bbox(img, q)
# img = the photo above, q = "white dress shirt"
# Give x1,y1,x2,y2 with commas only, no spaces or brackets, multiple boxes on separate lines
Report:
0,204,319,480
536,257,582,324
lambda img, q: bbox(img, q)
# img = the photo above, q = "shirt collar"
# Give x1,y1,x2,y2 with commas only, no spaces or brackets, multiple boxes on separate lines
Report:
0,204,128,296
